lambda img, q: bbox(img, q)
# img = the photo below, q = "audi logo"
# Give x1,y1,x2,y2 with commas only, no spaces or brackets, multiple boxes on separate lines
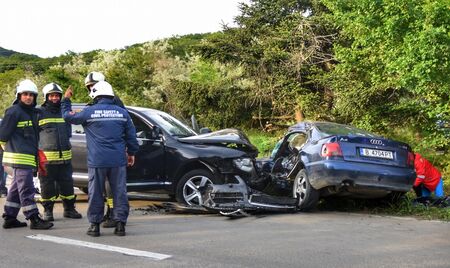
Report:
370,139,383,145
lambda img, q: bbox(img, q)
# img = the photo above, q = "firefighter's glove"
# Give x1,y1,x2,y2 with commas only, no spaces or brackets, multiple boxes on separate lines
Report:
38,150,48,176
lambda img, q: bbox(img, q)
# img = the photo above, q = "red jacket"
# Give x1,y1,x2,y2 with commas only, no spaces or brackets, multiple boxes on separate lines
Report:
414,153,441,191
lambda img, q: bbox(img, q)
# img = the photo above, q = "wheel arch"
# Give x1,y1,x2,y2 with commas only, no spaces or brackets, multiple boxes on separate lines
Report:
173,160,219,190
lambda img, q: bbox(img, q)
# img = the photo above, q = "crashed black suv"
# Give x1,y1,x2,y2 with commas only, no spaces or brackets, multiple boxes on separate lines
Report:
70,105,258,206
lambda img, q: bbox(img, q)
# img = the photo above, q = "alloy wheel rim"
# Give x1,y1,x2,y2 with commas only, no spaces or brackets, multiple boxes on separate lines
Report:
293,173,307,205
183,175,213,206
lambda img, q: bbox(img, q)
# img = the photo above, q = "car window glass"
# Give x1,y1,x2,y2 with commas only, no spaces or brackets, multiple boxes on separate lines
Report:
143,111,197,138
315,122,379,138
129,113,152,138
288,133,307,150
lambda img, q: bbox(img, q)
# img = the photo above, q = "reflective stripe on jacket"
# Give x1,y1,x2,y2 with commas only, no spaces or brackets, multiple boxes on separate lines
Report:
38,104,72,164
0,104,39,169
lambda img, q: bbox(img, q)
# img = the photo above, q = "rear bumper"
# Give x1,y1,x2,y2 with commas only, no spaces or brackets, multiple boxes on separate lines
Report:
306,160,416,193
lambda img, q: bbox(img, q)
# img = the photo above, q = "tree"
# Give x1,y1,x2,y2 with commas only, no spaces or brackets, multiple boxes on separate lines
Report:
322,0,450,150
197,0,336,126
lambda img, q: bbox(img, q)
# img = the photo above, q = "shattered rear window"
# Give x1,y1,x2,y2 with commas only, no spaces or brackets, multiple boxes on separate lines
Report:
315,122,379,138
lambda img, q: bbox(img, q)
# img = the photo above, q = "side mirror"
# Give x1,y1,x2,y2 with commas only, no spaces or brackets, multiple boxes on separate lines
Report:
151,126,163,140
199,127,212,134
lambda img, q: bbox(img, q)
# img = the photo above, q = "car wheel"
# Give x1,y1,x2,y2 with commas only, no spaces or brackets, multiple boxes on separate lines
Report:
176,169,217,207
292,169,319,211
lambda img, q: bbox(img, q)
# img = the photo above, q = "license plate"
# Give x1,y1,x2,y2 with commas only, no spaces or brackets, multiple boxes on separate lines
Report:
360,148,394,159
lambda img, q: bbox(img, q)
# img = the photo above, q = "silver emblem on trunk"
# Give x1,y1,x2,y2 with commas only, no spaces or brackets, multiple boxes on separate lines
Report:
370,139,383,145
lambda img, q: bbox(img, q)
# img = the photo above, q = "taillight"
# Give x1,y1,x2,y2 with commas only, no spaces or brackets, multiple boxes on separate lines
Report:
321,142,343,157
407,151,415,167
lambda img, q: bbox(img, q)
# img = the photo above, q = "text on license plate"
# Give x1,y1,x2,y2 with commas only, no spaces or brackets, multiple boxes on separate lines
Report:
360,148,394,159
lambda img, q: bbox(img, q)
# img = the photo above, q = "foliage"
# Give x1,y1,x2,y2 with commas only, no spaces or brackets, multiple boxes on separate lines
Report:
0,69,26,114
197,0,336,123
166,56,254,129
247,129,285,157
165,33,211,59
321,0,450,151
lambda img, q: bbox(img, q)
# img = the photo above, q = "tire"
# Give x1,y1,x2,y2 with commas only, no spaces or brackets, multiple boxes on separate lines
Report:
292,169,319,211
175,169,218,207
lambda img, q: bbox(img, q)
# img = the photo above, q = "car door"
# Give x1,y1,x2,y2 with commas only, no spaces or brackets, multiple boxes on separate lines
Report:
126,111,166,191
70,123,88,174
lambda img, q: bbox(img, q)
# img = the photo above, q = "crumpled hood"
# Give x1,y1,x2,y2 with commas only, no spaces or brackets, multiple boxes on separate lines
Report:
178,128,257,153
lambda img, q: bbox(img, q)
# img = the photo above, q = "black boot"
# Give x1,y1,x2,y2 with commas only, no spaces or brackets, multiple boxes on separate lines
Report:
42,201,54,222
29,214,54,230
2,214,27,229
87,223,100,237
114,221,126,236
102,205,116,228
63,197,82,219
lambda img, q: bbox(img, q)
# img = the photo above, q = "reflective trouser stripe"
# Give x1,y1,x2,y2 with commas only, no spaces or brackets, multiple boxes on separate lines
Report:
43,150,72,161
39,118,65,126
23,203,38,212
5,201,21,208
106,198,114,208
3,152,36,167
40,196,58,202
60,194,75,200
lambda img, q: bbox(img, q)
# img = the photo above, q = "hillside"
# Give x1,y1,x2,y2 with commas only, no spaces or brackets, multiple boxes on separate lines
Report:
0,47,18,57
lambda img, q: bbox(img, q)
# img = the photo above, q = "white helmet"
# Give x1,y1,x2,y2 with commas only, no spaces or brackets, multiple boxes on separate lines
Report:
42,82,63,100
90,81,114,99
84,71,105,88
16,79,38,98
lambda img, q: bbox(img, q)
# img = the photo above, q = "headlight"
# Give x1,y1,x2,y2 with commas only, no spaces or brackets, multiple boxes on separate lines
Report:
233,158,255,173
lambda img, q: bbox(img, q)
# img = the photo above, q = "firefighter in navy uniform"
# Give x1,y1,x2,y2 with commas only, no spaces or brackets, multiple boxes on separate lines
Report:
84,71,122,228
0,79,53,229
38,83,82,221
62,81,138,237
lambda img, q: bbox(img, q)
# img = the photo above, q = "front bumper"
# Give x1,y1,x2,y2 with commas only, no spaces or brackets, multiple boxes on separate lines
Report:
202,176,296,213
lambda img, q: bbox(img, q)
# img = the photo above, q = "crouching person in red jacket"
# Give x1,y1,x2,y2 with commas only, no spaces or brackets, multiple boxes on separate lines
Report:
413,153,445,198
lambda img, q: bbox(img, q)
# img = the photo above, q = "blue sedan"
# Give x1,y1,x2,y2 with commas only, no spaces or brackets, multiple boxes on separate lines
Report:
203,121,416,213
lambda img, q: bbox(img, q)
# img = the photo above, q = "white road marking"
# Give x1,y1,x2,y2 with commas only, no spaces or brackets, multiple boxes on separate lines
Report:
26,234,171,260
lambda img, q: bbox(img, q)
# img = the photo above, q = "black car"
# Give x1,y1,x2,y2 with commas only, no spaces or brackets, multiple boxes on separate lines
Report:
70,105,258,206
203,121,416,214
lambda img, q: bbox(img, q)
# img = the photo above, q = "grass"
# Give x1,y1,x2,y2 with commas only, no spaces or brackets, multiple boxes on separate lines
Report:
318,192,450,221
246,129,285,157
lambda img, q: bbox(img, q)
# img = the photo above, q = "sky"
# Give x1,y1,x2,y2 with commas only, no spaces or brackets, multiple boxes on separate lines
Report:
0,0,246,58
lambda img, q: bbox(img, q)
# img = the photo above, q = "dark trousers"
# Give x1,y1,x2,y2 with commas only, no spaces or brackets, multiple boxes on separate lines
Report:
87,166,128,224
39,163,74,201
0,165,7,193
3,168,38,219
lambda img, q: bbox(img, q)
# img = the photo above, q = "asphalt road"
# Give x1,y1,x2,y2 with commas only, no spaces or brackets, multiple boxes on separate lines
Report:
0,193,449,268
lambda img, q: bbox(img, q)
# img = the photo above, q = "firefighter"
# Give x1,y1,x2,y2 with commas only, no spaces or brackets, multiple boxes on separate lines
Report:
38,82,82,221
0,79,53,229
84,71,123,228
62,81,138,236
413,153,445,198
